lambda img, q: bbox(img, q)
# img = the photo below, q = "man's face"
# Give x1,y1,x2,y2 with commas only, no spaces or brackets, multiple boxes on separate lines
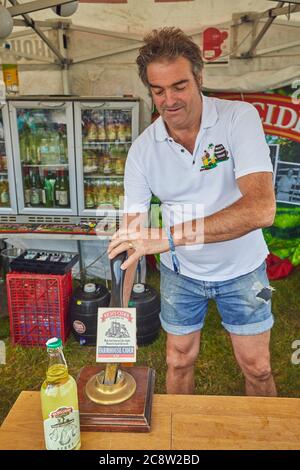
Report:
147,56,202,130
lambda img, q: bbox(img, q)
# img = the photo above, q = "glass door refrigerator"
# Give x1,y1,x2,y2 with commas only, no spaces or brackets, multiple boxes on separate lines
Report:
0,102,18,216
9,98,77,217
74,98,139,219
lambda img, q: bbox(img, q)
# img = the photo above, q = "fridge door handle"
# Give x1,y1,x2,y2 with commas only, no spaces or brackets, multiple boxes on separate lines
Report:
37,102,66,108
82,103,106,109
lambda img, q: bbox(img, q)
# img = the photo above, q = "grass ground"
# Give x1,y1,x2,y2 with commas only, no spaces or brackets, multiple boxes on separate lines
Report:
0,267,300,425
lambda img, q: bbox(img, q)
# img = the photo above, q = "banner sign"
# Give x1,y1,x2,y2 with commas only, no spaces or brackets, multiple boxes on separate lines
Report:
213,88,300,206
214,92,300,143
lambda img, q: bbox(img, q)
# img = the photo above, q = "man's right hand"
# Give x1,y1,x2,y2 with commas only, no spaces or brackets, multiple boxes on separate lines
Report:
108,225,169,271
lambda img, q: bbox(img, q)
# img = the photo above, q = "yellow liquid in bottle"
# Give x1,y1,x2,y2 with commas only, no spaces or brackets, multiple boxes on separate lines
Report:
41,364,81,450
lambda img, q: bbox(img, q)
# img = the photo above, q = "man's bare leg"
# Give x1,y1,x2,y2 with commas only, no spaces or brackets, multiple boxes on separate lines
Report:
230,330,277,397
166,331,201,394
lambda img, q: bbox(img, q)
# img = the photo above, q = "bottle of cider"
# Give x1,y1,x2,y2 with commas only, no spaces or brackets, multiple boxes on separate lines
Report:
40,337,81,450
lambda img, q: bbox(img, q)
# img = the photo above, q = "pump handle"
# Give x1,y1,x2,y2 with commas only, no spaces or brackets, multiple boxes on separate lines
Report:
109,251,127,308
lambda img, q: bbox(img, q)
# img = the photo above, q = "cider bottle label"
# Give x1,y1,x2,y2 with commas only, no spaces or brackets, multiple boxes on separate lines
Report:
43,407,80,451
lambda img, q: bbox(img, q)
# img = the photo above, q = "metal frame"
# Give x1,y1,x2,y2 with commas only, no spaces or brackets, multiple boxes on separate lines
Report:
7,0,76,17
263,2,300,16
69,24,142,42
74,99,139,217
240,1,300,58
3,1,300,65
242,2,285,59
6,21,142,66
73,43,143,65
67,23,144,64
8,0,69,65
9,26,54,39
69,25,202,65
8,99,78,216
57,24,71,93
5,21,202,66
0,104,18,215
255,38,300,56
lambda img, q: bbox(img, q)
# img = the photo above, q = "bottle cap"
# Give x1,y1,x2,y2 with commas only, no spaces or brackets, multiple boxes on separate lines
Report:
84,283,96,293
133,283,145,294
46,337,62,349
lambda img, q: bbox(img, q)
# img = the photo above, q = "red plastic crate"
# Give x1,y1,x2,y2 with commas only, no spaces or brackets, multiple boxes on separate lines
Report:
6,271,73,347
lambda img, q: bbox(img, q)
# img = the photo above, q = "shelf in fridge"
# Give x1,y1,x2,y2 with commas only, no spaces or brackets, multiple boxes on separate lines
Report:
84,174,124,179
83,141,132,148
21,164,69,168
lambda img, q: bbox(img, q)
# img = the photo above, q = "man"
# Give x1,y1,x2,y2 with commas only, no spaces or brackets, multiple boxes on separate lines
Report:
108,27,277,397
276,168,296,201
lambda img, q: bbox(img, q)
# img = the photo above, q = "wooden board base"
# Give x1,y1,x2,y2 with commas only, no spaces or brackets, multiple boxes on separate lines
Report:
77,366,155,432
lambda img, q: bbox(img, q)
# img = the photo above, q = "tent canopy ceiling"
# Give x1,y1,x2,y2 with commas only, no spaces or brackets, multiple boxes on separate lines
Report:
7,1,300,66
7,1,300,32
1,0,300,125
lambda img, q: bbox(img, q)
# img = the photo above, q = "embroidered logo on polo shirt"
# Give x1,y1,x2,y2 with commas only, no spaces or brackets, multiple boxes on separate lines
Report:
200,143,229,172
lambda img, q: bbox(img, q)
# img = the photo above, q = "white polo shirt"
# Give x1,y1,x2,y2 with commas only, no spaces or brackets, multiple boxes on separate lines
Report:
124,94,273,281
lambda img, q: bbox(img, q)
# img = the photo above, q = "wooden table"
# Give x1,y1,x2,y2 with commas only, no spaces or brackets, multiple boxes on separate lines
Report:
0,392,300,450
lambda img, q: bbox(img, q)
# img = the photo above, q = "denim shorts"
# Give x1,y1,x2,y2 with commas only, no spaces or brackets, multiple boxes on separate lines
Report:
160,261,274,336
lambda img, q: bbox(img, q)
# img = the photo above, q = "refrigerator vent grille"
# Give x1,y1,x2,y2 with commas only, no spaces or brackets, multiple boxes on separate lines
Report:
0,216,17,223
27,216,73,224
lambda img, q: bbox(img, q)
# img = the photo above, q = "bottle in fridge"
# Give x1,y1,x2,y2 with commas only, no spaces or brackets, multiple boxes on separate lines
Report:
74,98,139,216
0,103,17,214
10,100,77,215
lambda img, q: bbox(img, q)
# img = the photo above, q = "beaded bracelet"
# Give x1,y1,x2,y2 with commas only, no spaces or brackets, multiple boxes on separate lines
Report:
166,229,180,275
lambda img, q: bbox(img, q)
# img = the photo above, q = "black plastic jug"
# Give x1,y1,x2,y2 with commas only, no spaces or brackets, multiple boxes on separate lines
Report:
129,283,161,347
70,283,110,345
109,254,161,347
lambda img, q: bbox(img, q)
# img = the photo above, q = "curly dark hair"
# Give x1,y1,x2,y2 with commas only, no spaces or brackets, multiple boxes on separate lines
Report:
136,27,203,88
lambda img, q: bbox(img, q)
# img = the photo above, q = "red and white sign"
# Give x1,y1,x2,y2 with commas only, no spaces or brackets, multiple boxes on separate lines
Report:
202,27,229,63
214,93,300,143
96,307,136,363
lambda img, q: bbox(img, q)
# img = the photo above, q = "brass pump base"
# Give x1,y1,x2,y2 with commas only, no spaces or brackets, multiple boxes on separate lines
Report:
77,366,155,432
85,370,137,405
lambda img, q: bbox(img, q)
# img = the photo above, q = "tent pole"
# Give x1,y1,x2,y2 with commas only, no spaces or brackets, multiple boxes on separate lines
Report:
8,0,76,17
8,0,65,65
58,26,71,94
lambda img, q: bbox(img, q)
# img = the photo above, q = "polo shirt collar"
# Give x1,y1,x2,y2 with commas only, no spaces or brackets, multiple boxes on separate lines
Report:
154,93,218,142
201,93,218,129
154,116,169,142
